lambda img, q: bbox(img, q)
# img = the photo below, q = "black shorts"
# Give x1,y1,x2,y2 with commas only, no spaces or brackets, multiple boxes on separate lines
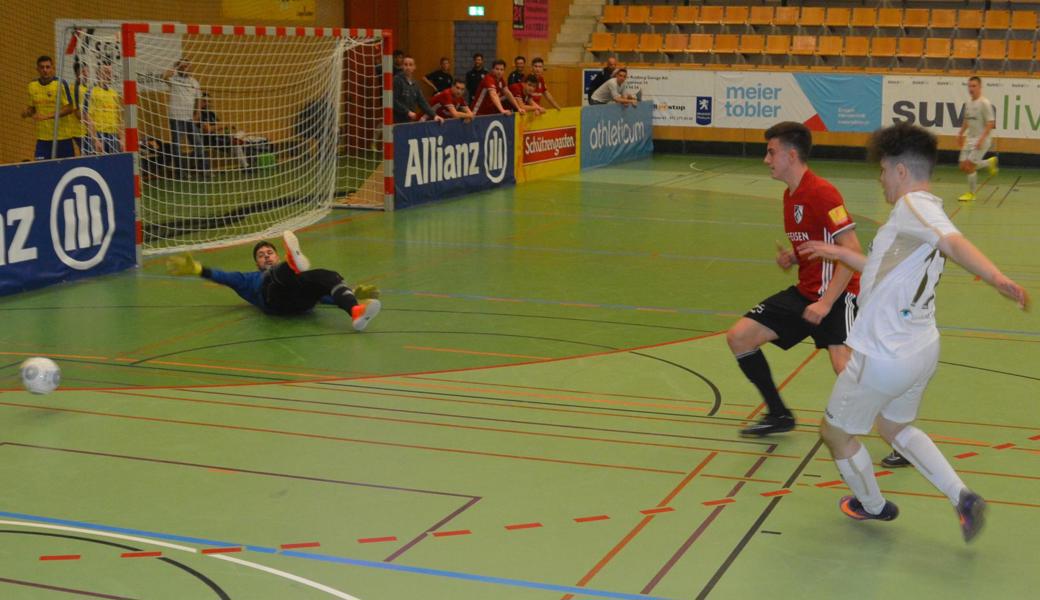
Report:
744,285,857,350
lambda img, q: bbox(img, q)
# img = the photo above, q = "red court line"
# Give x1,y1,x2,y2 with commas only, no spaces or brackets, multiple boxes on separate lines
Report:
574,515,611,523
279,542,320,550
404,345,550,360
702,473,784,485
358,536,398,544
702,498,736,507
993,443,1016,450
431,529,471,538
760,489,792,497
39,554,80,561
200,547,242,554
955,452,979,459
640,507,675,515
875,470,893,477
120,551,162,558
504,522,543,531
815,480,844,488
1030,434,1040,441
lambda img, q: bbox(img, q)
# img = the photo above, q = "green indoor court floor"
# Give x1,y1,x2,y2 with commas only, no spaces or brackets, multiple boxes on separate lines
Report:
0,154,1038,599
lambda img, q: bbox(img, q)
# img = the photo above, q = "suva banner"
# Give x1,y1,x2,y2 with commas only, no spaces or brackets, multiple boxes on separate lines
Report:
393,114,515,208
884,75,1040,139
581,102,654,169
515,107,581,183
0,153,136,296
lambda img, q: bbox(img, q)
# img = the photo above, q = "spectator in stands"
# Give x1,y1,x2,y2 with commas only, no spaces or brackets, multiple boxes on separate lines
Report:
197,92,248,169
472,59,525,116
392,50,406,75
957,76,998,202
84,64,123,155
590,68,639,106
72,61,90,155
393,56,444,124
22,55,77,160
465,53,488,104
422,57,454,94
586,56,617,105
162,58,203,177
430,79,475,121
530,58,561,111
508,75,546,115
508,56,526,86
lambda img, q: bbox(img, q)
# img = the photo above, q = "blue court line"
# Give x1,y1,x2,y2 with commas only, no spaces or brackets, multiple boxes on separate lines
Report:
0,511,670,600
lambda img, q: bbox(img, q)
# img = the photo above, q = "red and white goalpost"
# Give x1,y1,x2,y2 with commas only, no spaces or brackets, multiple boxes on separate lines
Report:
64,22,392,258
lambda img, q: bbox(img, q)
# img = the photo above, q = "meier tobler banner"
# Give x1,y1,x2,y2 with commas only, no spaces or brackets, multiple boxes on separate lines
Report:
581,102,654,170
393,115,515,209
0,154,136,296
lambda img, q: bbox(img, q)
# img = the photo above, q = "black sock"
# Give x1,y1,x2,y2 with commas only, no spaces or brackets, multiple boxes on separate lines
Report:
330,284,358,313
736,349,791,418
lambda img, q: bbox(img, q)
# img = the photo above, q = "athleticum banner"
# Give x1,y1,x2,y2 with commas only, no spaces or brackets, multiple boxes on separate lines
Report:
581,102,653,170
393,115,515,208
515,107,582,183
0,154,136,296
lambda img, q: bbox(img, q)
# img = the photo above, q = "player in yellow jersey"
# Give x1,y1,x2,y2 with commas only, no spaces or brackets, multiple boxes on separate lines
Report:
21,55,77,160
71,62,91,154
84,64,123,154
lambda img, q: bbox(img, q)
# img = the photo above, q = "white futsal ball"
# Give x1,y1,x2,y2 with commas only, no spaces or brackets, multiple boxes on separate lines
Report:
21,357,61,395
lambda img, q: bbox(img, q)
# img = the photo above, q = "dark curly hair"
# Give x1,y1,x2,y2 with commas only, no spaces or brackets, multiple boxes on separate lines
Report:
867,122,937,179
764,121,812,163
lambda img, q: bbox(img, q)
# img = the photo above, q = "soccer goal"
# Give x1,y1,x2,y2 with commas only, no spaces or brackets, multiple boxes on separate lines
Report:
63,22,392,256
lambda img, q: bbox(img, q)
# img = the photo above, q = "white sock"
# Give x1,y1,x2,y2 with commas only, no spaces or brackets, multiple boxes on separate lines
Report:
967,172,978,192
835,444,885,514
972,157,989,168
893,426,967,506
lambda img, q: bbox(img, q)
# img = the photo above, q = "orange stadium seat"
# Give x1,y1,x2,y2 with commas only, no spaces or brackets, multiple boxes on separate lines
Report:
614,32,639,53
925,38,951,59
952,38,979,60
817,36,844,59
688,33,714,54
765,35,791,55
1008,39,1034,60
980,39,1007,60
748,6,774,29
722,6,750,28
740,34,766,56
871,37,898,58
589,32,613,53
930,9,956,30
714,34,740,55
903,9,931,30
791,35,816,56
844,36,870,59
638,33,663,54
623,5,650,27
1011,10,1039,31
958,10,983,31
851,8,877,29
773,7,799,28
697,6,724,27
800,7,826,30
673,6,697,27
663,34,689,55
602,5,625,27
983,10,1011,30
897,37,925,61
877,8,903,29
824,8,851,30
648,6,674,28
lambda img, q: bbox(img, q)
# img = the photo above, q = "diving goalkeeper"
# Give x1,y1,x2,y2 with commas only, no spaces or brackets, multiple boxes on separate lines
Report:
167,231,381,331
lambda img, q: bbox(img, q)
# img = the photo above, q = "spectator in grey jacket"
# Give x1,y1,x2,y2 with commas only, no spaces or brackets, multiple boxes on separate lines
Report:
393,56,444,124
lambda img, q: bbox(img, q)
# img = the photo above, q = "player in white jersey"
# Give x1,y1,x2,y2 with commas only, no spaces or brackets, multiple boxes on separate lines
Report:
957,76,998,202
799,123,1028,542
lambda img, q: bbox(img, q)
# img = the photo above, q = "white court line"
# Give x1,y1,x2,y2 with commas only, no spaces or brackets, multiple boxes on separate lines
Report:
0,519,361,600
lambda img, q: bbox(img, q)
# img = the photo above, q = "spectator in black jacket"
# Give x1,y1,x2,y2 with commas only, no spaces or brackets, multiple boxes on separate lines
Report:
464,53,488,105
393,56,444,124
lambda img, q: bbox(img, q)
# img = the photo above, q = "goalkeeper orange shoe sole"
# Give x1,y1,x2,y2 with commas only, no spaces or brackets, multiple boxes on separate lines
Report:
282,230,311,274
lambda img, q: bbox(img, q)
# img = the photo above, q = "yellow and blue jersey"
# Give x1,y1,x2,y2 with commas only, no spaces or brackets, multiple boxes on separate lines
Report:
27,78,74,140
87,86,121,134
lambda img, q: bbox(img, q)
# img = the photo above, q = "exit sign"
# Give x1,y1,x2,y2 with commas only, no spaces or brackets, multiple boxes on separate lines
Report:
468,5,485,16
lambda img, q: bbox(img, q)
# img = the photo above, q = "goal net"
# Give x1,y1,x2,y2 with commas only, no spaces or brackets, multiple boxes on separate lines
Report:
63,23,391,256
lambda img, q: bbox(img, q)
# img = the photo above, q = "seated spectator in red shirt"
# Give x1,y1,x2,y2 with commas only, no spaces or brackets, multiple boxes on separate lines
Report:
430,79,475,121
507,75,546,115
471,59,525,117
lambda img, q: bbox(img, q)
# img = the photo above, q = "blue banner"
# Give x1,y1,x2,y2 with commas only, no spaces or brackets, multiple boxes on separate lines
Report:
581,102,654,170
0,154,136,296
793,73,882,132
393,115,515,209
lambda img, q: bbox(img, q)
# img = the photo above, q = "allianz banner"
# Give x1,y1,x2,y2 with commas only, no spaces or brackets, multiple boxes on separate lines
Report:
581,102,654,169
393,115,515,208
515,107,582,183
0,154,135,296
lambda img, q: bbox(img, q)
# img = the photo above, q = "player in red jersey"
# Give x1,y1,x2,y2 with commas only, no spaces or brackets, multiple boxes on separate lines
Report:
471,59,525,117
430,79,475,121
727,122,866,437
507,75,546,115
530,57,561,110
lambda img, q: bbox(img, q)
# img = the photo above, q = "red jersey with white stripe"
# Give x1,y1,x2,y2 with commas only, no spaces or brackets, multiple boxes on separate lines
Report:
472,73,506,115
507,82,531,109
784,169,860,299
530,75,547,105
430,88,467,119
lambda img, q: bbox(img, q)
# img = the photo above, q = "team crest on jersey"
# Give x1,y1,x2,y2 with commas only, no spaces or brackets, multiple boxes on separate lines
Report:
793,204,804,224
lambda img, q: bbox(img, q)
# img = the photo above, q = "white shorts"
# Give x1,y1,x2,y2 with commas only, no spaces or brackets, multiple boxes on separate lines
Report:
959,137,992,163
824,340,940,435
